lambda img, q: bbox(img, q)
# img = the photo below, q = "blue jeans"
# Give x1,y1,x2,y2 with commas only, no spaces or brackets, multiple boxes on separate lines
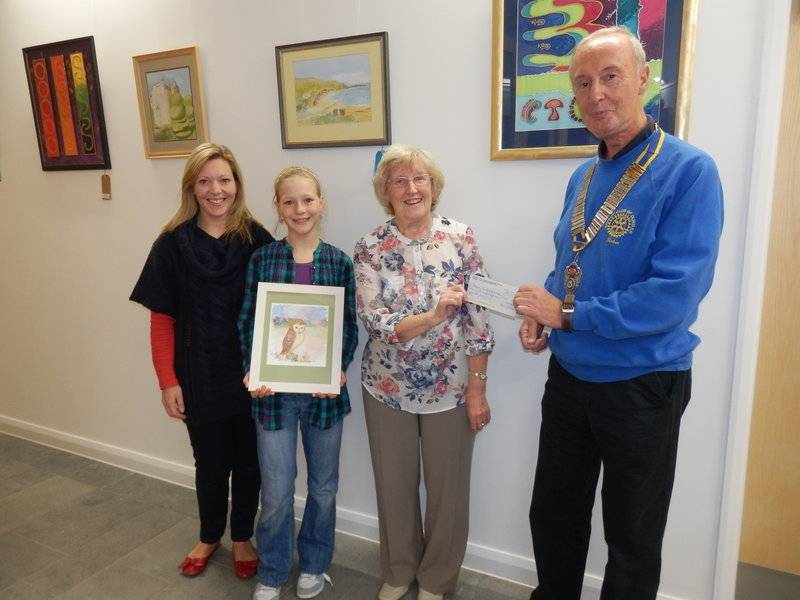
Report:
255,394,343,587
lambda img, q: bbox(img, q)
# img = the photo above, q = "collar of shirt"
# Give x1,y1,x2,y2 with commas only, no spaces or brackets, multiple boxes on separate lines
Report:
598,116,656,160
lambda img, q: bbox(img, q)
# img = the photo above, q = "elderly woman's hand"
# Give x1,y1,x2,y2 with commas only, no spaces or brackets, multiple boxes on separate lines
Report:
465,385,491,433
432,284,466,325
395,285,467,342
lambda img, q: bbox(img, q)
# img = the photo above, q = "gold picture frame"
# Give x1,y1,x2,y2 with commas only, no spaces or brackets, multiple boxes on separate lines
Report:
490,0,698,160
132,47,208,158
275,32,391,149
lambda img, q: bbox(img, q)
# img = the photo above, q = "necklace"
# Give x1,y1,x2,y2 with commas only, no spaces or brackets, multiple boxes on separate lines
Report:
563,127,666,301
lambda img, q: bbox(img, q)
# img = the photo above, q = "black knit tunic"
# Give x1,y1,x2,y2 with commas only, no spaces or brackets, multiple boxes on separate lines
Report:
130,220,273,424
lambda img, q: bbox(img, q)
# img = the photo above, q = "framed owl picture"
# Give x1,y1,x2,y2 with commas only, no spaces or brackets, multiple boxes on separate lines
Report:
247,282,344,394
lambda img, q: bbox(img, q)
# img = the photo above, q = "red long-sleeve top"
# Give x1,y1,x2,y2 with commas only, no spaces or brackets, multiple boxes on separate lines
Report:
150,311,179,389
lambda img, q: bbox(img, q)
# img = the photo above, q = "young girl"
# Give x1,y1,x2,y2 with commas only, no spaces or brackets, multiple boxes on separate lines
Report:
238,167,358,600
130,143,273,579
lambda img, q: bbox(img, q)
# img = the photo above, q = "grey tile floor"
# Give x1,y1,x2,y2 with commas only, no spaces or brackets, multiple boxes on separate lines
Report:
0,433,532,599
6,431,795,600
735,562,800,600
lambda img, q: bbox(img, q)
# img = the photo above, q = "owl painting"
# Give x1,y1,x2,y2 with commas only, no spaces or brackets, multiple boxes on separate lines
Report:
279,319,306,360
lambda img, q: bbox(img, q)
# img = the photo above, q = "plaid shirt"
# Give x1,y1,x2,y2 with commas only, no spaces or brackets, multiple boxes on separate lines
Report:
238,239,358,430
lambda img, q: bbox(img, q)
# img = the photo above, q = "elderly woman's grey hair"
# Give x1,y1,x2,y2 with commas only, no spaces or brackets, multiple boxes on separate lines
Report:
372,144,445,215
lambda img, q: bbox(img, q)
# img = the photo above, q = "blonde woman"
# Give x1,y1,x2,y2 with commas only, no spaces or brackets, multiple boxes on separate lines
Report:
130,143,273,578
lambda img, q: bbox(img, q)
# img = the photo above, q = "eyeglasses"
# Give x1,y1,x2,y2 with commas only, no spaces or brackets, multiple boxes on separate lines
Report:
389,174,431,188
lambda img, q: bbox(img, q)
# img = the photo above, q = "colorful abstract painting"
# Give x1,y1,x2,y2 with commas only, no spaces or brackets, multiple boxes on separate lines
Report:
514,0,665,132
491,0,695,159
22,36,111,170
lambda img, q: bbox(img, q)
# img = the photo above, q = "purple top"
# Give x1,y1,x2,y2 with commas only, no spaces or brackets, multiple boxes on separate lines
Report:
294,262,312,284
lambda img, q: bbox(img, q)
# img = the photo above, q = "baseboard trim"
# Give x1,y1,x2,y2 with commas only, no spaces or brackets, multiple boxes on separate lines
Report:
0,414,195,488
294,495,539,588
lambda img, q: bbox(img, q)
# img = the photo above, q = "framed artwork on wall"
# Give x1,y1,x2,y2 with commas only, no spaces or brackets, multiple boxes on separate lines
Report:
22,36,112,170
275,32,391,149
132,47,208,158
490,0,698,160
247,283,344,395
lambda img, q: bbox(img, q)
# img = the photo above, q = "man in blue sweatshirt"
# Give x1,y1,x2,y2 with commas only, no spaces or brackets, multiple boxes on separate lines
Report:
513,26,723,600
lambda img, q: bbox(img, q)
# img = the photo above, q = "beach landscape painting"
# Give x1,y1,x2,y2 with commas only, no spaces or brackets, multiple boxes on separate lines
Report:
293,53,372,127
276,32,390,148
133,47,208,158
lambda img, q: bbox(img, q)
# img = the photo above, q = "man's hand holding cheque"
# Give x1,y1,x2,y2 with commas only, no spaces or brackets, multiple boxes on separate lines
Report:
514,285,561,353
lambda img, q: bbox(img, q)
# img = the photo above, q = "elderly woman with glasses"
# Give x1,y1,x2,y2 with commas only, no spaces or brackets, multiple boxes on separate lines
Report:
353,144,495,600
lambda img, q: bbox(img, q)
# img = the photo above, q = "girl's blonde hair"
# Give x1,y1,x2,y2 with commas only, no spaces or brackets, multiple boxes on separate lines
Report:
163,142,261,243
372,144,445,215
272,166,325,235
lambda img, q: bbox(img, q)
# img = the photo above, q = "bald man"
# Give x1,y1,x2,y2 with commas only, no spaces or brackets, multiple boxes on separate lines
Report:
514,27,723,600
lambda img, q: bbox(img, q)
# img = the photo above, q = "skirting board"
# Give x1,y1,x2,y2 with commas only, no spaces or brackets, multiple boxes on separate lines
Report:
0,414,685,599
0,414,196,489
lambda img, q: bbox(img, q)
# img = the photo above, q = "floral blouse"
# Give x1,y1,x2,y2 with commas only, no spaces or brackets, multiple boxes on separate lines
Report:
353,214,495,414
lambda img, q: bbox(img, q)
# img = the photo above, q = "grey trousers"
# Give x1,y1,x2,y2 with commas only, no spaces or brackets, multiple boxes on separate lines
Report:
363,387,476,594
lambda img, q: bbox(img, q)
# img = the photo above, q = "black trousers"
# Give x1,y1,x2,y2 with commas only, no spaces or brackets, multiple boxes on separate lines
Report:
530,357,691,600
185,410,261,543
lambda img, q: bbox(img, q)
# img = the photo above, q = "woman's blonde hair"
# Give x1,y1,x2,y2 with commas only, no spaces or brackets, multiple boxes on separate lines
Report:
372,144,445,215
271,166,325,235
163,142,261,243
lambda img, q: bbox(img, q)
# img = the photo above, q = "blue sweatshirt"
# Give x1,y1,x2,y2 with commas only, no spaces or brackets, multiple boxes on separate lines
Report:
546,130,724,382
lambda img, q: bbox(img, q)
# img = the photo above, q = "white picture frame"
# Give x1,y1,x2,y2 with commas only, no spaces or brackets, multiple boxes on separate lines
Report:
248,282,344,394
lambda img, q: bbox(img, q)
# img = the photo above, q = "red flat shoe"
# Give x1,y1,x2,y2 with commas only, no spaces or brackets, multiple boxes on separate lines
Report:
178,543,220,577
234,558,258,579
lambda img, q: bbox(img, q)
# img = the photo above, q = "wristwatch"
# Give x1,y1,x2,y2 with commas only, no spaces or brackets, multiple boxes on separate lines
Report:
470,371,488,381
561,293,575,332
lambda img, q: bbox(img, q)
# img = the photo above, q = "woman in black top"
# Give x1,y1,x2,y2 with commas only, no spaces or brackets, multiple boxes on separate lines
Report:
131,143,273,578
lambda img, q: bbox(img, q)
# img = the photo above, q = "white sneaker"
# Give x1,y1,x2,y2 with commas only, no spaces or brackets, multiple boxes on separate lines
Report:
253,582,281,600
297,572,332,598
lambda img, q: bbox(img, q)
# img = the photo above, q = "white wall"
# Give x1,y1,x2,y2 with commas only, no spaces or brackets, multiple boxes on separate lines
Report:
0,0,772,597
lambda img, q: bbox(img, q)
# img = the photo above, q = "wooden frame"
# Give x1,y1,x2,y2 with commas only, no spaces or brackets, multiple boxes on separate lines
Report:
248,283,344,395
22,36,111,170
275,32,391,149
132,47,208,158
490,0,699,160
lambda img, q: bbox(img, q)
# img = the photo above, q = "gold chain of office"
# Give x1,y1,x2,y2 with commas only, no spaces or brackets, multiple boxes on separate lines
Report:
563,127,666,301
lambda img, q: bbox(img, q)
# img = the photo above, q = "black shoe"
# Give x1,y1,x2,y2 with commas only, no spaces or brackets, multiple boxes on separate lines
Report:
530,588,539,600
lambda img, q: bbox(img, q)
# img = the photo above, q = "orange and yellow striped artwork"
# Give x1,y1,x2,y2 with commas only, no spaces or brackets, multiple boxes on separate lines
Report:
23,36,110,170
48,55,78,156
